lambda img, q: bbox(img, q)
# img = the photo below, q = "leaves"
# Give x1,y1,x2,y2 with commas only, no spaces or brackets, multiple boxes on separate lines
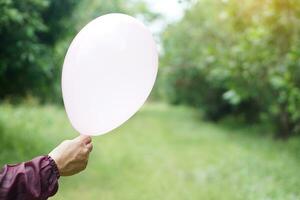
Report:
162,0,300,136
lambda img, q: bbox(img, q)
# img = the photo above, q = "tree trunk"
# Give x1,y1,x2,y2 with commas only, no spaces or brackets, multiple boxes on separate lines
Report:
275,104,294,139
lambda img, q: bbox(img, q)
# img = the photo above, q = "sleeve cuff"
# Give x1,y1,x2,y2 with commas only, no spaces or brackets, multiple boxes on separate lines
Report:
47,155,60,179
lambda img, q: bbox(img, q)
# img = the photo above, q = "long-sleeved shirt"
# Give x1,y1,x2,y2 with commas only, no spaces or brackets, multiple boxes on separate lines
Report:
0,155,60,200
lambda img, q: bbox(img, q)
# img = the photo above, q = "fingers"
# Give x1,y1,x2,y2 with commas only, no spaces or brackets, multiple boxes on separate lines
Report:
75,135,92,145
85,143,93,153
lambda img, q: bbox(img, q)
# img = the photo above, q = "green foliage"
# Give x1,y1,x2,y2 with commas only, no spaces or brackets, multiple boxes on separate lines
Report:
0,0,80,102
0,0,157,103
162,0,300,137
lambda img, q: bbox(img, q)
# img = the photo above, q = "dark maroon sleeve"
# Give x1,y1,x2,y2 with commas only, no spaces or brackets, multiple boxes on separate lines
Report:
0,155,60,200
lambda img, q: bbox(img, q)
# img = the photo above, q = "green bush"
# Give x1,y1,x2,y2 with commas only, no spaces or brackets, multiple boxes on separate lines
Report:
162,0,300,137
0,0,79,102
164,66,232,121
0,0,158,103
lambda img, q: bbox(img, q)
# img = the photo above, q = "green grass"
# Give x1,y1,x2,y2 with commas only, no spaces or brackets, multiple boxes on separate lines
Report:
1,102,300,200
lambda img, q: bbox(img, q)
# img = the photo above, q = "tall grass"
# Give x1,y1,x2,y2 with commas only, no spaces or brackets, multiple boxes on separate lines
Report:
0,102,300,200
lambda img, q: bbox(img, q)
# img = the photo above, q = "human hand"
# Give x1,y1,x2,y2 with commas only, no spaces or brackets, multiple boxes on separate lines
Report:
49,135,93,176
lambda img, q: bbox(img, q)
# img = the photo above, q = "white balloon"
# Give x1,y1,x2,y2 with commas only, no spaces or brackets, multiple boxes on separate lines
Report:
62,13,158,136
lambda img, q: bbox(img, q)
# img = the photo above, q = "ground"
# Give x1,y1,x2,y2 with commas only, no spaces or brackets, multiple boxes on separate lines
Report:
0,102,300,200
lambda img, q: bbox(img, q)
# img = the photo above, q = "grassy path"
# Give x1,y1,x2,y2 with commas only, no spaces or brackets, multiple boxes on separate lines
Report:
0,103,300,199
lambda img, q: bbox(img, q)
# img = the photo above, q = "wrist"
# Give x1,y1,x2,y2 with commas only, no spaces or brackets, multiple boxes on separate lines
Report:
48,155,61,178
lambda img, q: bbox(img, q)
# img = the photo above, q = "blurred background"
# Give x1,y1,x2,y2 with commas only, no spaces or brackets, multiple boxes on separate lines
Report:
1,0,300,199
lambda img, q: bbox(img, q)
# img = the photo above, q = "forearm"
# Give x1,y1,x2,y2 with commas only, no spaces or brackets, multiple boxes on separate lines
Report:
0,156,60,200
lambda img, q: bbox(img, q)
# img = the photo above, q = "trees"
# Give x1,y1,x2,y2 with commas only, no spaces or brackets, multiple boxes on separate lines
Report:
162,0,300,137
0,0,157,102
0,0,80,101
